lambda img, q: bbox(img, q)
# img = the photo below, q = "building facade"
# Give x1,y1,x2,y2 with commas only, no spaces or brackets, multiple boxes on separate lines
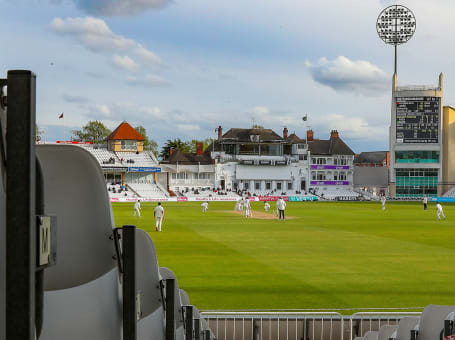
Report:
389,73,444,198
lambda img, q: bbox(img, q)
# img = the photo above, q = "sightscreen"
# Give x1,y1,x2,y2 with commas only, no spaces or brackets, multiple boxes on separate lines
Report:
396,96,440,143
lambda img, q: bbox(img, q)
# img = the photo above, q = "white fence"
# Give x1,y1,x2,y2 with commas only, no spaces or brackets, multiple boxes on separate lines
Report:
201,310,422,340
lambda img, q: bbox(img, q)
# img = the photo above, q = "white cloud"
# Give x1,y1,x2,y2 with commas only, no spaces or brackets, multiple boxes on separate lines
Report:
176,124,201,131
305,56,390,95
315,113,387,141
112,55,139,72
50,17,161,65
95,104,112,118
134,45,161,65
72,0,170,17
126,74,169,87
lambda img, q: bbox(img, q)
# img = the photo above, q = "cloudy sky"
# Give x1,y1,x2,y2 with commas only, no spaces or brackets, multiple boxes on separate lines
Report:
1,0,454,152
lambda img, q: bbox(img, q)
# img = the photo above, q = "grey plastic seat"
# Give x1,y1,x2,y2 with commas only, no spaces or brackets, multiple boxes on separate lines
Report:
395,317,420,340
180,288,215,339
363,331,378,340
378,325,398,340
417,304,455,340
135,228,166,339
37,145,121,340
160,267,185,340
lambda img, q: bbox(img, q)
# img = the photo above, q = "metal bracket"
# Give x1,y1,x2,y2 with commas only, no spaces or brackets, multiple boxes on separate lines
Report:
112,228,123,276
36,215,57,270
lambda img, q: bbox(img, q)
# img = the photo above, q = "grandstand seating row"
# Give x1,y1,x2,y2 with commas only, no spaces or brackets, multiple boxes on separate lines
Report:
443,187,455,197
354,304,455,340
127,182,170,198
80,145,159,167
36,145,214,339
313,188,360,200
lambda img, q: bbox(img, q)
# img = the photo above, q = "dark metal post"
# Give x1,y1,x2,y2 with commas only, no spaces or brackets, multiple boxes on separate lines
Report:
6,70,37,340
204,329,211,340
185,305,194,340
166,278,176,340
122,225,137,340
194,318,200,340
394,44,397,75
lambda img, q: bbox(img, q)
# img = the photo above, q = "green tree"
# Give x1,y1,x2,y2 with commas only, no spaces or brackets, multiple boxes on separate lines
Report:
134,125,158,157
72,120,111,144
188,138,212,152
159,138,191,160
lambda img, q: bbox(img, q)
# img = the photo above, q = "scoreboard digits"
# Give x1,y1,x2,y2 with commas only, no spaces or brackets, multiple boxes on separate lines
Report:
395,96,440,143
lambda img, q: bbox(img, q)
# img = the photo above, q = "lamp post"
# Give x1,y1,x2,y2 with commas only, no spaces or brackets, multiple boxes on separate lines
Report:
376,5,416,75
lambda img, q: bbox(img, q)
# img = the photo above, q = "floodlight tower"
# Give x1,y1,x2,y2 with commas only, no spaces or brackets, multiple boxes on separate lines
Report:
376,5,416,74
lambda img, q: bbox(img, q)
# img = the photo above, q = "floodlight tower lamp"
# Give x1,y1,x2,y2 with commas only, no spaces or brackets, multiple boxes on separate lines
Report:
376,5,416,75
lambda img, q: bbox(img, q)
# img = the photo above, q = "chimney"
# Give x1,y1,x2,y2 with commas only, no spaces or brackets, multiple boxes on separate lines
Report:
217,125,222,140
170,148,175,156
307,129,314,142
330,130,339,138
196,142,203,155
283,127,288,139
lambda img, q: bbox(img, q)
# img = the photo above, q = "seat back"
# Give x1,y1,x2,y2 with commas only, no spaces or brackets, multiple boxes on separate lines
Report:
418,305,455,340
160,267,185,340
37,145,121,340
135,228,165,340
396,317,420,340
364,331,378,340
378,325,398,340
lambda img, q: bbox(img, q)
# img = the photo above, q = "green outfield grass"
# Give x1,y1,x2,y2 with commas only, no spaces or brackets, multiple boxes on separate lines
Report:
112,201,455,311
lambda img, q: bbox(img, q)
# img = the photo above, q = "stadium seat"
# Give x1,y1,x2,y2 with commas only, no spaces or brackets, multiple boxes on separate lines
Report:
37,145,122,339
363,330,379,340
378,324,398,340
160,267,186,340
135,228,166,339
392,316,420,340
414,304,455,340
180,289,215,340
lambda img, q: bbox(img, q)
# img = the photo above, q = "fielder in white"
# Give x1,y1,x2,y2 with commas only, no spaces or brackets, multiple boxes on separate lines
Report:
264,201,270,212
436,202,446,220
201,201,209,212
244,198,251,218
154,202,165,231
133,199,141,217
234,199,241,211
381,195,386,211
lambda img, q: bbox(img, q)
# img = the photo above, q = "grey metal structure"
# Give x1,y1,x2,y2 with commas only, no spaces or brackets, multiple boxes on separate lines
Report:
0,74,7,340
376,5,416,74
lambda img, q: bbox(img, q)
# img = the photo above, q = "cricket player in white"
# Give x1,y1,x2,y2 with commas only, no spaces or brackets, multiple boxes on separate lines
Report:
423,196,428,210
436,202,446,220
154,202,165,231
277,197,286,220
244,198,251,218
264,201,270,212
381,195,386,210
133,199,141,217
234,199,241,211
201,201,209,212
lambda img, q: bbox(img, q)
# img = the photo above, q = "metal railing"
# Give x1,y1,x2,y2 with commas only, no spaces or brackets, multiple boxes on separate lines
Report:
201,309,423,340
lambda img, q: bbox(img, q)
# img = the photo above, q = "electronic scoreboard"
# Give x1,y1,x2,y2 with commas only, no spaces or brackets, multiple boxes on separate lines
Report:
396,96,440,143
